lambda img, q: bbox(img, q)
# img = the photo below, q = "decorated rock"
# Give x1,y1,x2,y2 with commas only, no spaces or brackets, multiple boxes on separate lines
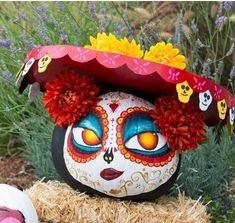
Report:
16,33,235,201
0,184,38,223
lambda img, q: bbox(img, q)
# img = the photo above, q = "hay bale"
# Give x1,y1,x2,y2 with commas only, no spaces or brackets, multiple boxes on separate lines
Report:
25,181,211,223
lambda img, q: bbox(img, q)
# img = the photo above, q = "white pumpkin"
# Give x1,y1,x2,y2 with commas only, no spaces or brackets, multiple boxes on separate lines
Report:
0,184,38,223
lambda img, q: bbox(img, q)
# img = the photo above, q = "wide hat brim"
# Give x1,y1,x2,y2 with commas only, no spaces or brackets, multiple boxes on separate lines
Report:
16,45,235,126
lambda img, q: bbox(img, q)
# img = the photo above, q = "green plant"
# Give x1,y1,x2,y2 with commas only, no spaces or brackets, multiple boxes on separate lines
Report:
171,127,235,198
207,195,235,223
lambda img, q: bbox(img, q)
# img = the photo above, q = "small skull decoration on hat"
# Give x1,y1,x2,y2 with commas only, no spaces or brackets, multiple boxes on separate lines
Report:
16,33,235,201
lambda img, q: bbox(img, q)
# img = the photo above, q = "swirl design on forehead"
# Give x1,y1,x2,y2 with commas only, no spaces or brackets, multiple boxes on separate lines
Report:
116,107,174,167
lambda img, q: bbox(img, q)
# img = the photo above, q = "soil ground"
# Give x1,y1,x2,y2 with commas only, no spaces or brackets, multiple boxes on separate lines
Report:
0,155,36,189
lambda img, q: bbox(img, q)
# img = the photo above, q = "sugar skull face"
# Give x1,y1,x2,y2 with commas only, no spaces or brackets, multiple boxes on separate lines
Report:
229,107,235,125
22,58,35,76
217,99,227,120
176,81,193,103
62,92,179,198
16,59,35,87
38,54,51,73
199,90,213,111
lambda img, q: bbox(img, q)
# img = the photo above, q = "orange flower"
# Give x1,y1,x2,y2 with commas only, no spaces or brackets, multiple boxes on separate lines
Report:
42,71,99,127
151,96,206,152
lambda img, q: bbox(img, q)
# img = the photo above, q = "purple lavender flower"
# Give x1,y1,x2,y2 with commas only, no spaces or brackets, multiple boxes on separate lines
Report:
2,71,11,82
229,66,235,79
123,16,133,36
100,7,107,15
13,13,29,23
0,39,10,48
37,5,48,13
215,16,227,27
37,5,48,22
191,22,198,32
223,1,233,11
88,2,97,22
113,23,122,38
100,17,107,32
38,30,50,45
60,33,67,44
21,37,36,50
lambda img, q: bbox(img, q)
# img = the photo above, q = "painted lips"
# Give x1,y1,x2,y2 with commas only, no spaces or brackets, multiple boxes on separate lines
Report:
100,168,124,181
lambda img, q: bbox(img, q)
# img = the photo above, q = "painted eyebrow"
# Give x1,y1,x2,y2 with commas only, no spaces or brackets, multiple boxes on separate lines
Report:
122,113,159,142
74,112,102,139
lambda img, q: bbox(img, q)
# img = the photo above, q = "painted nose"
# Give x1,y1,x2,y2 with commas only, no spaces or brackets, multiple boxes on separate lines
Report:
103,148,114,164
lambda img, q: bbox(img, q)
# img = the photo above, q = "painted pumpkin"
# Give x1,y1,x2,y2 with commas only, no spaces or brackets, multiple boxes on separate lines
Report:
52,92,180,200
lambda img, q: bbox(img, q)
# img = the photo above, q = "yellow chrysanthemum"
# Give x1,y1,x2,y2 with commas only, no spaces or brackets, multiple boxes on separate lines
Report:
144,42,186,70
85,33,120,52
117,37,143,58
84,33,143,58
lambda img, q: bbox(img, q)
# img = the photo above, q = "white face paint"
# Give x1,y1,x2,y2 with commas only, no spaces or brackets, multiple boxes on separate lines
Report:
199,90,213,111
63,92,179,198
229,107,235,125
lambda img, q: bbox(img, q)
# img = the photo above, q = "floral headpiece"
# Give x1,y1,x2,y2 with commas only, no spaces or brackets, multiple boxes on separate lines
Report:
16,32,235,153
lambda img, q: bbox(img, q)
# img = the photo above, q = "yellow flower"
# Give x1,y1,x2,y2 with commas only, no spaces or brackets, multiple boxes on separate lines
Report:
118,37,143,58
85,33,120,52
144,42,186,70
84,33,143,58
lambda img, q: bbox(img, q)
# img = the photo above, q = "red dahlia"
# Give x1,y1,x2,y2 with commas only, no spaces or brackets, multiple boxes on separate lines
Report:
42,71,99,127
151,96,206,152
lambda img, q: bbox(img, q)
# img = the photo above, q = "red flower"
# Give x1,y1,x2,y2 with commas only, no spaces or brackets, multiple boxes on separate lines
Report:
151,96,206,152
42,71,99,127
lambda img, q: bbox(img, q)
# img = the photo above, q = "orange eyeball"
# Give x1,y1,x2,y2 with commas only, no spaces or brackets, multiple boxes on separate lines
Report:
137,132,158,150
82,129,100,146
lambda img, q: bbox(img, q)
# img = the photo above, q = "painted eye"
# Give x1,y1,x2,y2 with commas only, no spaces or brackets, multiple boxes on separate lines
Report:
181,85,185,90
73,127,101,148
137,132,158,150
125,131,167,155
82,129,100,146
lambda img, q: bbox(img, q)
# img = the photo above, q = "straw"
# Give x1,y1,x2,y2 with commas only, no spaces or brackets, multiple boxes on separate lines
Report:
25,181,211,223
